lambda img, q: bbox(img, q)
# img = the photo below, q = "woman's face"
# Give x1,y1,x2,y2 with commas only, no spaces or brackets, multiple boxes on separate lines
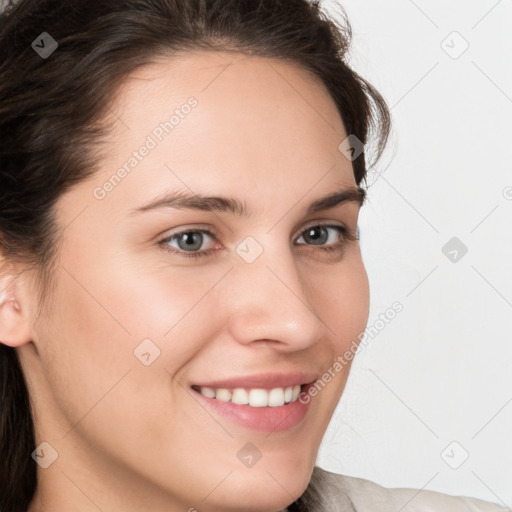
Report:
19,51,370,512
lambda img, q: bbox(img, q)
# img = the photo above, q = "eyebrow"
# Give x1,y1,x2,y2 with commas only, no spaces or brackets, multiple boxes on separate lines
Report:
129,185,366,217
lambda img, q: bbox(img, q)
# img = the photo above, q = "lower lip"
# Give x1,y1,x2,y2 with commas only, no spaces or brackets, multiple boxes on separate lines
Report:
191,383,314,433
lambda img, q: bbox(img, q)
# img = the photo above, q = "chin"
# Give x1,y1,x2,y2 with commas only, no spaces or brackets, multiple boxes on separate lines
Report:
207,461,311,512
208,487,300,512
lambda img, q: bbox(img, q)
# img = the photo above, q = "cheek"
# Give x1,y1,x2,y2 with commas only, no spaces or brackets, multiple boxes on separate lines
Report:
297,253,369,416
310,253,370,348
45,253,226,388
36,265,141,429
36,257,222,458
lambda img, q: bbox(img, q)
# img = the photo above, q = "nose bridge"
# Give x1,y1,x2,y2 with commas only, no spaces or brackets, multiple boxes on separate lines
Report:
223,234,327,349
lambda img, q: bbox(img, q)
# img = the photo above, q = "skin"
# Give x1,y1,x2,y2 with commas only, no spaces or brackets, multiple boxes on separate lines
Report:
0,51,370,512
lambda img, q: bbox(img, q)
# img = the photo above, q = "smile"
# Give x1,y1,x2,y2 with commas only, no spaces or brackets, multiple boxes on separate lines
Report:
191,385,303,407
190,379,317,432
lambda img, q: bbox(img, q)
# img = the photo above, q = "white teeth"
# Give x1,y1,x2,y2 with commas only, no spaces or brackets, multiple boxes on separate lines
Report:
248,389,268,407
200,387,216,399
215,388,231,402
231,388,249,405
268,387,285,407
196,385,302,407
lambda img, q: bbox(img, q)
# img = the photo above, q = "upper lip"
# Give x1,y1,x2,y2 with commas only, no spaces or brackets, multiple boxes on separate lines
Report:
191,372,319,390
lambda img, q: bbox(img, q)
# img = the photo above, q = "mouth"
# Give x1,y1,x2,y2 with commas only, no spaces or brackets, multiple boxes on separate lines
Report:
190,383,307,407
189,375,318,433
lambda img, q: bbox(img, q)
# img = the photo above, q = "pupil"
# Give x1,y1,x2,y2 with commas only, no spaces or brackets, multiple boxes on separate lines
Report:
306,227,327,245
179,232,202,251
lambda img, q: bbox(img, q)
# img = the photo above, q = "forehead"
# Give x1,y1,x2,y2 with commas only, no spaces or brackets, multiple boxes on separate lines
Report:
111,50,342,121
78,50,356,218
106,49,348,156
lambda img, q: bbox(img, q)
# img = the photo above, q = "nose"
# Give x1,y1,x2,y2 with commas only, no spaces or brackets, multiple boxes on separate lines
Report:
223,238,329,352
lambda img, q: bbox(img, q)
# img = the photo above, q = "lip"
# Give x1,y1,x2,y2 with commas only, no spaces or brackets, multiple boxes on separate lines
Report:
190,371,319,391
188,372,319,434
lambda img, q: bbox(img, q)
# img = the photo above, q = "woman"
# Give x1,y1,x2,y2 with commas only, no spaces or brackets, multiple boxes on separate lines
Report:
0,0,506,511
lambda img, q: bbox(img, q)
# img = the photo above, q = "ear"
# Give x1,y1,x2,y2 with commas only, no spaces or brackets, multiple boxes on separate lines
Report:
0,269,33,348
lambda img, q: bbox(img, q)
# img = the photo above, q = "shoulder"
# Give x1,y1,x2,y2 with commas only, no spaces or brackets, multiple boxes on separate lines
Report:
312,466,508,512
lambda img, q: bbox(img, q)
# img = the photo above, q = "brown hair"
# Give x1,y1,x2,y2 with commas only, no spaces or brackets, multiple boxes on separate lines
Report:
0,0,390,510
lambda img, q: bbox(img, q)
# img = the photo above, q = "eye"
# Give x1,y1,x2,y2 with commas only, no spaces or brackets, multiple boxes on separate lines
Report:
296,225,345,247
295,223,356,255
159,228,217,259
159,223,357,259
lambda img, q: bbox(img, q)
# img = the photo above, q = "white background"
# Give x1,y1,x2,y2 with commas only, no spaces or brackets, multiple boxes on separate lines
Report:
316,0,512,507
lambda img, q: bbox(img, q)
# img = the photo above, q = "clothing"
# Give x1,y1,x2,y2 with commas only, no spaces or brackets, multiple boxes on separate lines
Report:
292,466,508,511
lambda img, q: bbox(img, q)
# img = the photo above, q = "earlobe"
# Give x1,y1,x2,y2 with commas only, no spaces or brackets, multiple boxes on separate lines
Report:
0,275,33,348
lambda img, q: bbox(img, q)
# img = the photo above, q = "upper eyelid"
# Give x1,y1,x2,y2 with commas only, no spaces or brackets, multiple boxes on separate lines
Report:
160,219,349,241
160,221,351,250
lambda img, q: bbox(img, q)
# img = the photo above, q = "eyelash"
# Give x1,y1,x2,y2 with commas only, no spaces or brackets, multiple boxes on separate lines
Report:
158,223,358,259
